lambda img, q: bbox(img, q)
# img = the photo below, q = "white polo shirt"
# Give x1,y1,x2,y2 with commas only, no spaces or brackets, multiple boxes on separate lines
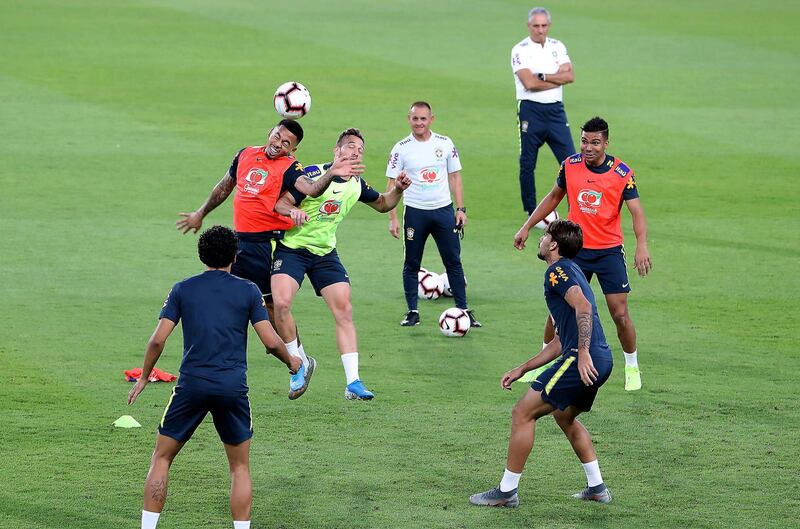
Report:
386,132,462,210
511,36,571,103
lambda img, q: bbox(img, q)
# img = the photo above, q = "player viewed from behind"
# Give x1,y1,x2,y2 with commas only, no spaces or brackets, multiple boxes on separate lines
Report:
386,101,481,328
128,225,301,529
271,129,412,400
175,119,364,399
470,219,613,508
514,116,652,391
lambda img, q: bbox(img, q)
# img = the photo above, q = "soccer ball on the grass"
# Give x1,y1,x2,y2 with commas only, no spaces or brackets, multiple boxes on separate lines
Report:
273,81,311,119
418,269,444,300
438,308,471,337
534,210,559,230
440,272,467,298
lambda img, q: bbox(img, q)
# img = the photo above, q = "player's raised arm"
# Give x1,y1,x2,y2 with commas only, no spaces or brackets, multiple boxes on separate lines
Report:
128,318,177,404
367,172,411,213
176,172,236,234
295,155,365,198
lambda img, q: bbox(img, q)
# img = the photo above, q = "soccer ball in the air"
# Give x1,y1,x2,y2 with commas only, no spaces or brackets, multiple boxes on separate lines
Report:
273,81,311,119
418,269,444,300
535,210,559,230
440,272,467,297
438,308,471,337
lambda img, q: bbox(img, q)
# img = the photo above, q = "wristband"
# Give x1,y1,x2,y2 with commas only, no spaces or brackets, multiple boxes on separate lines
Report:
456,207,467,213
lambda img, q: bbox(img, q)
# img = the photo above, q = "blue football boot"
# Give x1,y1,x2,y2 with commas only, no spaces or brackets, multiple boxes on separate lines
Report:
344,379,374,400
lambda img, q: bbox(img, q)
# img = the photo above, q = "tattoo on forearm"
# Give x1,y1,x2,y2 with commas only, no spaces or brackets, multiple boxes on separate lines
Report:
302,172,335,197
150,477,167,503
201,175,235,215
577,312,591,351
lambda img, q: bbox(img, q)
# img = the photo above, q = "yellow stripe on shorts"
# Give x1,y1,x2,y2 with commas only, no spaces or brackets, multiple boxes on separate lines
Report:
159,386,177,428
545,356,576,395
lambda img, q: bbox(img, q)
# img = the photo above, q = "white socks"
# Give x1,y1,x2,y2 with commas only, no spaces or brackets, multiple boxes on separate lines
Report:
285,339,309,369
141,510,160,529
624,350,638,368
298,343,309,368
499,468,522,492
582,460,604,487
341,352,359,384
233,521,250,529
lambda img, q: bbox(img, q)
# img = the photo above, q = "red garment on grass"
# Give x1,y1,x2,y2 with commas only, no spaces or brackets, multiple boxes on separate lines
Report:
124,367,177,383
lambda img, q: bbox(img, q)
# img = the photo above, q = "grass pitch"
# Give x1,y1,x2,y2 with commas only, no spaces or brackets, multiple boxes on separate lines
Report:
1,1,798,528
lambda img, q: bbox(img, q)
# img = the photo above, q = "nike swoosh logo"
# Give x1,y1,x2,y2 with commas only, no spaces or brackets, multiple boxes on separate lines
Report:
622,283,629,288
587,179,596,183
332,190,342,194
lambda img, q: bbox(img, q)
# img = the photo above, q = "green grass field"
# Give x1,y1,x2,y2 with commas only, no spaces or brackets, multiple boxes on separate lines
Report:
1,1,798,527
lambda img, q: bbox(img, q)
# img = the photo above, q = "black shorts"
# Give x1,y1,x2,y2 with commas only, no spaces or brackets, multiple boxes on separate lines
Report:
158,385,253,445
272,243,349,296
231,237,276,298
531,352,613,412
573,245,631,295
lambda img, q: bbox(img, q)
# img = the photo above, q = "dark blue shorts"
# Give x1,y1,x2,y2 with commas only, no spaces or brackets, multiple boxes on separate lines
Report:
158,385,253,445
531,353,613,411
272,243,349,296
573,245,631,295
231,236,276,299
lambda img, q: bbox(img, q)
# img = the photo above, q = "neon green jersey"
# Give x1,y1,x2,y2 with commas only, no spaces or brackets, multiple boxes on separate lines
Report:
281,163,379,256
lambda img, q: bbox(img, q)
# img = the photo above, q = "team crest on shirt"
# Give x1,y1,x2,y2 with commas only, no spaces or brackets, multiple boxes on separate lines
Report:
318,199,342,221
434,147,443,161
272,259,283,271
243,168,268,194
406,227,415,240
577,189,602,215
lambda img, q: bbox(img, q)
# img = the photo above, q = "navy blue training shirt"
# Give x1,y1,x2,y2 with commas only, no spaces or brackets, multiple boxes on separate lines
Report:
159,270,269,394
543,258,612,362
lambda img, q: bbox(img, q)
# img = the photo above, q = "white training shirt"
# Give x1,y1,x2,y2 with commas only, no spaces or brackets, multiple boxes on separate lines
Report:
386,132,462,210
511,36,570,103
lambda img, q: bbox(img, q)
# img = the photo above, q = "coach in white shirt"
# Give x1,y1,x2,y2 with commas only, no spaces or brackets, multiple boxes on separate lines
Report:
386,101,480,328
511,6,575,215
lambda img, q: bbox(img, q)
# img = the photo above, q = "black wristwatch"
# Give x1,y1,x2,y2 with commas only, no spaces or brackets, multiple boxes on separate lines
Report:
456,207,467,213
537,73,546,81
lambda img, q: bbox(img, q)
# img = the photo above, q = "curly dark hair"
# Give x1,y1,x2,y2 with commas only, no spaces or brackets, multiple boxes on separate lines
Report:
198,225,238,268
547,218,583,258
581,116,609,140
336,128,364,146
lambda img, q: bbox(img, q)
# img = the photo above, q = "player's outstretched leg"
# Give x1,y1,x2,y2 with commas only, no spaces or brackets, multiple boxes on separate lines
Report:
552,407,612,503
